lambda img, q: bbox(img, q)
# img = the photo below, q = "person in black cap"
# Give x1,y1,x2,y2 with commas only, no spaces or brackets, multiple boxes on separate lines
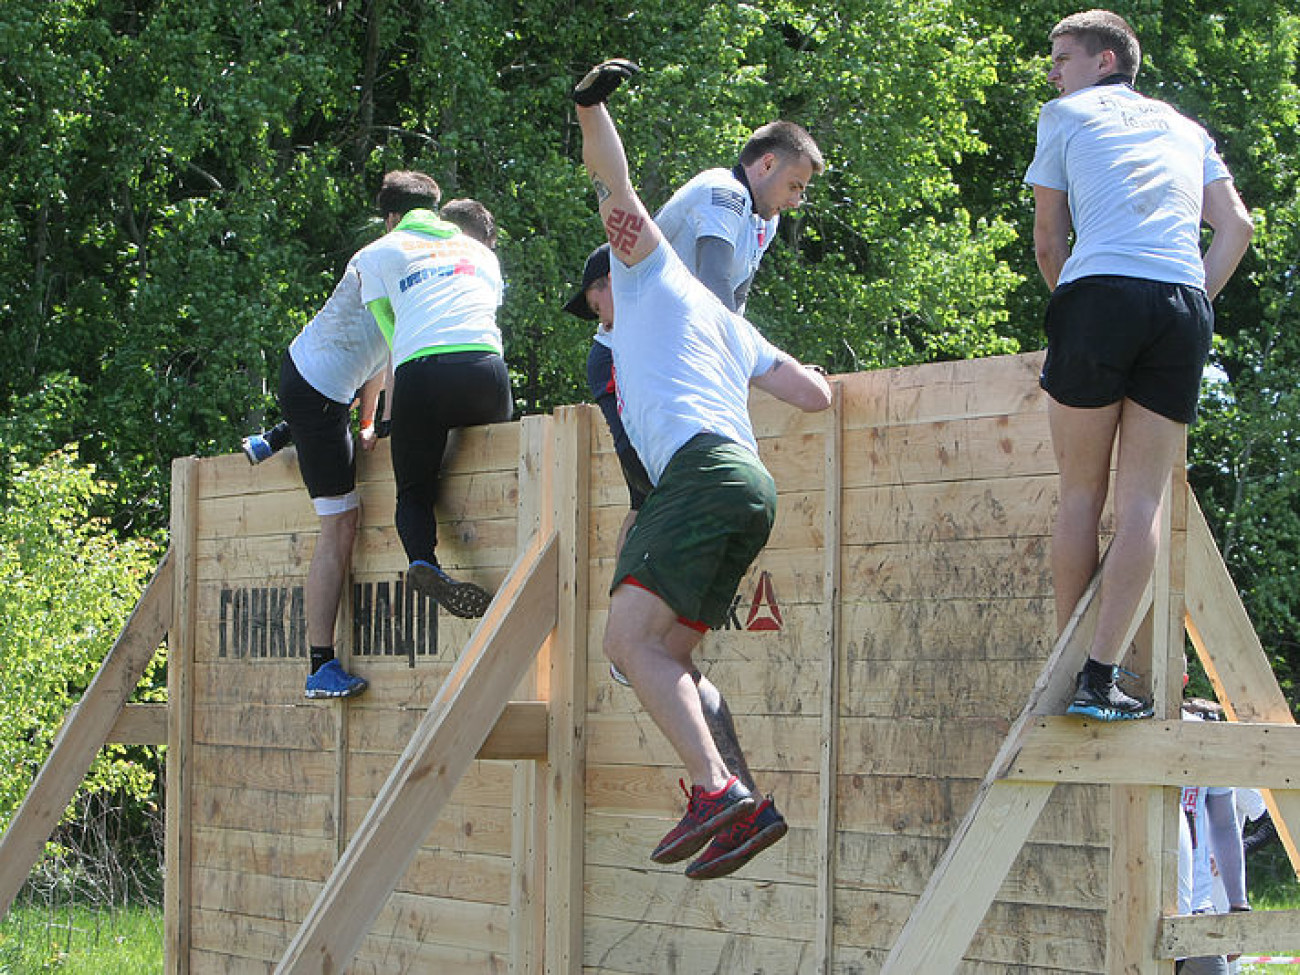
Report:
565,242,652,554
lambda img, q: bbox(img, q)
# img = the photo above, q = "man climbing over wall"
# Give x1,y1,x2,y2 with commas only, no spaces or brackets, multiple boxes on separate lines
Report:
570,58,832,878
245,177,453,699
354,177,512,619
1025,9,1252,720
242,198,500,464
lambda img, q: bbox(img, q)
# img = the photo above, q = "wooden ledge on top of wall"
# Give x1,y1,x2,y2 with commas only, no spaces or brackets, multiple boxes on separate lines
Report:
104,700,549,760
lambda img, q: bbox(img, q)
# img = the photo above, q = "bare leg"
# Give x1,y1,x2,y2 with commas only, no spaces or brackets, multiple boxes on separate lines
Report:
694,672,758,791
604,584,730,790
1048,398,1119,633
1088,400,1184,665
305,506,360,648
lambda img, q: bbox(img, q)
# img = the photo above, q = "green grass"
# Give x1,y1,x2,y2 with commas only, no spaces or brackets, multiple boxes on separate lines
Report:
0,903,162,974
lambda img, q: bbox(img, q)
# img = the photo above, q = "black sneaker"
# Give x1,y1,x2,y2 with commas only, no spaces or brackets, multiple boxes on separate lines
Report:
1066,664,1153,721
408,560,492,619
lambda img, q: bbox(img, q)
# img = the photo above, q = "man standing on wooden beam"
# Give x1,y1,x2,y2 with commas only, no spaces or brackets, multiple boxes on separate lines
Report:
570,59,832,877
1025,10,1253,720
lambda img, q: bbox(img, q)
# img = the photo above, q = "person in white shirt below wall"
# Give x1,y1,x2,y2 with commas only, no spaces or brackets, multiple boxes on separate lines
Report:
1024,9,1253,720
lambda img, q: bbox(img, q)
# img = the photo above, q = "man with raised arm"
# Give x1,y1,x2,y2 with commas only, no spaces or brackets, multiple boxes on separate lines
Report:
571,59,832,878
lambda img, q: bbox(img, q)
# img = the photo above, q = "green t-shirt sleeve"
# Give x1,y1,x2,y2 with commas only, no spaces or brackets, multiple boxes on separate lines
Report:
368,297,395,346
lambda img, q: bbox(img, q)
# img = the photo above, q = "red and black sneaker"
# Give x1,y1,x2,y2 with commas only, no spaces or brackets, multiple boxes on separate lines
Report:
685,797,789,880
650,776,755,864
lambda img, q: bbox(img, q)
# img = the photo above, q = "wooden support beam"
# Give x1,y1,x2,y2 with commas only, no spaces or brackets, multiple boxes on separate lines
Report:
1006,717,1300,788
1158,909,1300,958
816,383,844,975
166,457,200,975
544,405,591,975
106,703,169,745
511,414,550,975
0,550,172,919
275,529,559,974
1183,491,1300,880
478,702,550,760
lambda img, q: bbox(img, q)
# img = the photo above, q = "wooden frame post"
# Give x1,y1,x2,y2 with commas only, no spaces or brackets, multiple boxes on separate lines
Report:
165,456,200,975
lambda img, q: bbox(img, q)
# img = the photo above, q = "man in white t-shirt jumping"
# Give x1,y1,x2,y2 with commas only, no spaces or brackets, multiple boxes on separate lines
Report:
571,59,832,879
1024,10,1252,720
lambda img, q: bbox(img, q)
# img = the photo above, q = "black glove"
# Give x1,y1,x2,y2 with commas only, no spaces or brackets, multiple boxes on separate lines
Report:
572,59,640,106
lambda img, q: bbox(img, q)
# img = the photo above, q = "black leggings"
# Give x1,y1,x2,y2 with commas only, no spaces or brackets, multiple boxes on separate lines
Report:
390,351,512,563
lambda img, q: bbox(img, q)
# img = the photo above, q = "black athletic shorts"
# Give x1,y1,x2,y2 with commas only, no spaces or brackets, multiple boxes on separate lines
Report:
278,352,355,499
586,341,651,510
1040,275,1213,424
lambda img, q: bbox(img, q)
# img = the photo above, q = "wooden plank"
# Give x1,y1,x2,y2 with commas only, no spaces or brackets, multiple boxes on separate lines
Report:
816,381,843,973
879,557,1108,974
545,405,591,975
274,529,558,974
199,421,521,501
582,915,814,975
833,352,1047,429
838,888,1106,970
1157,909,1300,957
1107,785,1164,975
338,701,548,761
0,551,172,918
1184,490,1300,879
1006,717,1300,788
167,457,200,975
106,702,169,745
841,411,1058,489
512,413,549,975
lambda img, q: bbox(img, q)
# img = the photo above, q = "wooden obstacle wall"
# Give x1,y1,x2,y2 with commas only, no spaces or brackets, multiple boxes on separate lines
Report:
142,348,1300,972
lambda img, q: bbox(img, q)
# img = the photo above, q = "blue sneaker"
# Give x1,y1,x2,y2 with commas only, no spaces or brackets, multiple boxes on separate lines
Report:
304,659,368,700
408,560,492,619
242,433,273,465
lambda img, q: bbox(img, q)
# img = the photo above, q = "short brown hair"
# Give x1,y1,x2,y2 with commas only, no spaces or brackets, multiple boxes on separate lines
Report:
440,198,497,249
375,170,441,216
739,121,825,175
1050,9,1141,81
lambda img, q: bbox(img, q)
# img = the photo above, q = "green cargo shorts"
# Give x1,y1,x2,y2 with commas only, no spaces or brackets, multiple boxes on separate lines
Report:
611,433,776,629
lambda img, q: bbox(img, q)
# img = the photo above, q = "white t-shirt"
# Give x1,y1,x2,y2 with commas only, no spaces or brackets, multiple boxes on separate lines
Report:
1024,83,1232,289
353,211,504,367
287,260,388,405
654,167,776,303
610,241,780,484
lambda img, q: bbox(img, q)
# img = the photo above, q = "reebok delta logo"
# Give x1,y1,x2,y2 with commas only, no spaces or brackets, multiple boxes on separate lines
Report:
718,570,784,632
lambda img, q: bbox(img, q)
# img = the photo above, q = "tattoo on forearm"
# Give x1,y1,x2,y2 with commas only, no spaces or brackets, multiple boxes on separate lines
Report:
591,175,611,204
604,208,645,256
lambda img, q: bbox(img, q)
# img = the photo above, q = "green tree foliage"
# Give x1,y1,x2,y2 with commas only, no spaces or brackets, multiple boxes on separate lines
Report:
0,449,162,831
0,0,1021,526
0,0,1297,709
